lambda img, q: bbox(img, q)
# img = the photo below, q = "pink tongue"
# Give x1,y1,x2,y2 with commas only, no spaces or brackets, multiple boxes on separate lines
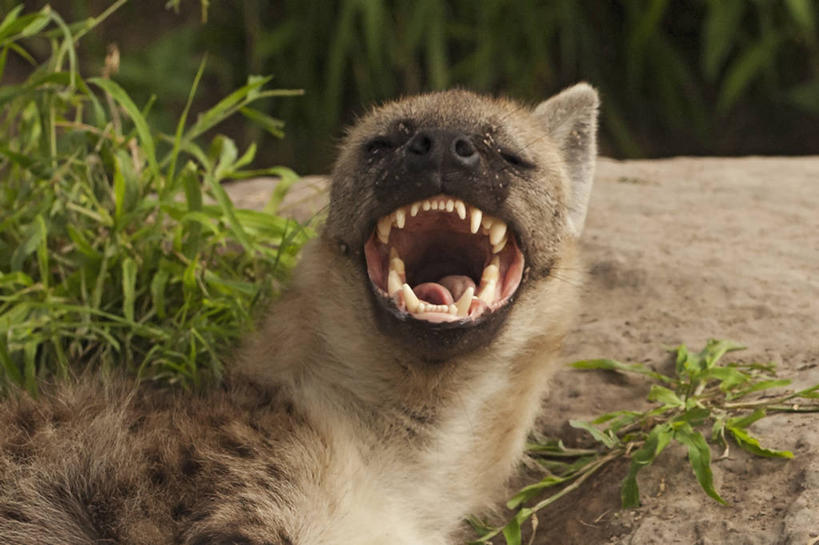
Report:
413,275,476,306
413,283,454,305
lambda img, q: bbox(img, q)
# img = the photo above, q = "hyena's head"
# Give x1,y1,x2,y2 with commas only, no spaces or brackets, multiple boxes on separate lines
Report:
325,84,599,362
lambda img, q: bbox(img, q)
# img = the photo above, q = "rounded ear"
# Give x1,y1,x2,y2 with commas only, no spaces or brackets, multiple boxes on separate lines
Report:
533,83,599,237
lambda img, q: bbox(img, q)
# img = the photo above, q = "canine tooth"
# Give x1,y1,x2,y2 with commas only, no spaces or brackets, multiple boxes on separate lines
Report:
481,256,500,282
422,200,431,211
394,208,406,229
454,286,474,317
470,208,483,234
388,270,402,295
389,248,405,276
402,283,420,313
446,199,454,212
489,220,507,246
477,279,497,305
377,216,392,244
410,202,421,216
455,200,466,220
491,236,508,254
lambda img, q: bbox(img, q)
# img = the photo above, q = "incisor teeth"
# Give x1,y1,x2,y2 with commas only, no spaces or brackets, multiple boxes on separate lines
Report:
445,199,454,212
410,202,421,216
377,216,392,244
394,208,406,229
431,200,439,210
489,220,507,246
454,286,474,317
455,200,466,220
402,283,420,313
470,208,483,234
388,270,402,295
423,200,431,211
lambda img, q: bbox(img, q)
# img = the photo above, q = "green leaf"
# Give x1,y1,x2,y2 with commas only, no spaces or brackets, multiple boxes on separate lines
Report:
239,106,286,138
729,379,791,400
648,384,685,408
717,33,781,113
89,77,159,178
701,0,745,80
674,424,726,505
570,420,618,449
699,339,745,368
785,0,816,34
621,424,672,508
501,517,521,545
727,424,793,459
121,257,137,322
571,358,672,383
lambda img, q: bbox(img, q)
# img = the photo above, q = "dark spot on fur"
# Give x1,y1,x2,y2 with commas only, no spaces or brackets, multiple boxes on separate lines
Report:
180,446,201,476
171,502,190,521
191,531,254,545
86,496,119,541
0,506,31,523
265,463,284,480
218,433,254,459
14,405,40,435
277,529,295,545
149,466,168,486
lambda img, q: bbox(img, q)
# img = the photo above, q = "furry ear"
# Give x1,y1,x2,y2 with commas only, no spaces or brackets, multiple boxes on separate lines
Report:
533,83,599,237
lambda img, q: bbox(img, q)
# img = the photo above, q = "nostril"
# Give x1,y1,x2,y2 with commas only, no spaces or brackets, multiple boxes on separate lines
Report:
452,137,476,159
408,132,433,155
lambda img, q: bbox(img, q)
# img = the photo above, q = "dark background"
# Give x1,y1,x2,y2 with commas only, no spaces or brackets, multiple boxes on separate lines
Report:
6,0,819,174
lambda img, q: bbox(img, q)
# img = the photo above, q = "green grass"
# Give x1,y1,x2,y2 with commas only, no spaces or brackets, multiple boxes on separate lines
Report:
470,340,819,545
0,3,311,395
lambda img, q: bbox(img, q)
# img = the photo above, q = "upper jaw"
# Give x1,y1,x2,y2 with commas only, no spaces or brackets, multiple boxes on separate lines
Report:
364,193,525,326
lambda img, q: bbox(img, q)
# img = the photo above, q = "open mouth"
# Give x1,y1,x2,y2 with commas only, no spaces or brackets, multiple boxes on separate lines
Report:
364,194,525,324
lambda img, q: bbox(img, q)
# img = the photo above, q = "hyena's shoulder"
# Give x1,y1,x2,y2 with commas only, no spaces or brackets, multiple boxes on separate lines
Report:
0,377,310,545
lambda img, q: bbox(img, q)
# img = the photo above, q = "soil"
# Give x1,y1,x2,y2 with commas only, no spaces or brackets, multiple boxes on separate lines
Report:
225,156,819,545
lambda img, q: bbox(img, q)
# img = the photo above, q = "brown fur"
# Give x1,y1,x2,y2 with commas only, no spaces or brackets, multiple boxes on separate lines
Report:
0,84,598,544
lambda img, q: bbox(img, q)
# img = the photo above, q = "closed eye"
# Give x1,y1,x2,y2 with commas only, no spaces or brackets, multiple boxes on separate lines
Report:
365,137,396,155
499,150,534,169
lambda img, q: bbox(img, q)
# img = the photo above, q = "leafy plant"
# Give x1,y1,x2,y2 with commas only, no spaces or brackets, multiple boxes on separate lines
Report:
470,340,819,545
69,0,819,173
0,3,310,394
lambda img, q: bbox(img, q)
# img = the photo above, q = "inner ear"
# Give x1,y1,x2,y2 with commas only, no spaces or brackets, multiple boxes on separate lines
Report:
532,83,599,237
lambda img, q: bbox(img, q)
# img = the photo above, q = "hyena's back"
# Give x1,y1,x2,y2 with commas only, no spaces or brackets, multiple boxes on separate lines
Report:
0,378,302,545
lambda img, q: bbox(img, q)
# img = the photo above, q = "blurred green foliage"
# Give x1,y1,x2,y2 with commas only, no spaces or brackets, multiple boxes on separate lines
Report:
6,0,819,172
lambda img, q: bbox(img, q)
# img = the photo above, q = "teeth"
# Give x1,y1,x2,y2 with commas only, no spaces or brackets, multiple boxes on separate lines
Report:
402,283,420,313
410,202,421,216
481,215,493,231
492,236,507,254
470,208,482,234
489,220,507,246
477,257,500,305
377,216,392,244
388,270,402,295
455,200,466,220
431,200,439,210
422,200,431,211
389,248,405,276
454,286,474,317
446,199,454,212
394,208,406,229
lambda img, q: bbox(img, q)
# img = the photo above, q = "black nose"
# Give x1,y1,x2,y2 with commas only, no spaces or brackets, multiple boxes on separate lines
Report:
405,130,479,171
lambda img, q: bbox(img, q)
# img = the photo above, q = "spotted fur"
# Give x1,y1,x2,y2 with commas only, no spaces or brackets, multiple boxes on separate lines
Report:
1,84,598,544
